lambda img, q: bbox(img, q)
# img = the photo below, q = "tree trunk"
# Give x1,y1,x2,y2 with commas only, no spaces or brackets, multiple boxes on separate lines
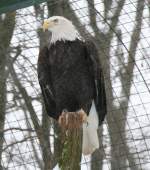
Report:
59,128,82,170
34,5,53,169
91,128,103,170
0,12,16,168
109,1,145,169
0,47,6,170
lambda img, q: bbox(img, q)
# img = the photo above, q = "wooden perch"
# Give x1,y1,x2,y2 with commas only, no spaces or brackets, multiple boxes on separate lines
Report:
59,127,82,170
58,111,85,170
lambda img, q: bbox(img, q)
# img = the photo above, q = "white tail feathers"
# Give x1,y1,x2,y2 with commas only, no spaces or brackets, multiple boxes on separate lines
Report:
82,101,99,155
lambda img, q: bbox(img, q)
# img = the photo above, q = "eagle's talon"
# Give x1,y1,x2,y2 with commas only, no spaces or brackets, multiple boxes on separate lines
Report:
58,109,87,129
76,109,87,123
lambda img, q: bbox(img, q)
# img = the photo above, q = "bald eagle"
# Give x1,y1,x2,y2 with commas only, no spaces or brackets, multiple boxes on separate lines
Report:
37,16,107,155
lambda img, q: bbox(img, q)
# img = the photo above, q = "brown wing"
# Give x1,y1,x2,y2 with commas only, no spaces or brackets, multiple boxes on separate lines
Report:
37,46,57,120
85,40,107,125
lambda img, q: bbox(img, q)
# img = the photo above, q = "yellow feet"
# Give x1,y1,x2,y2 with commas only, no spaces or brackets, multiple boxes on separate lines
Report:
58,109,87,129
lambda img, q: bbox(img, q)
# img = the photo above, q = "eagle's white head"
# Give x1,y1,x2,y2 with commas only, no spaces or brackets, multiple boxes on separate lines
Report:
42,16,81,43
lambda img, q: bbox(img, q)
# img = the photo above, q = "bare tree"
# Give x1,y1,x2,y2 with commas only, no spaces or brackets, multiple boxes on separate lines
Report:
0,0,148,169
1,9,53,170
0,12,16,169
86,0,145,169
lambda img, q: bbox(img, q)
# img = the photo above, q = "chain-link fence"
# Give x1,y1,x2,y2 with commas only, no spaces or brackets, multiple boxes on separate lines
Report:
0,0,150,169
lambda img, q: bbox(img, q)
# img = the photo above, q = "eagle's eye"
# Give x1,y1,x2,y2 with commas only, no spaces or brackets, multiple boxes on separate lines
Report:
53,19,58,23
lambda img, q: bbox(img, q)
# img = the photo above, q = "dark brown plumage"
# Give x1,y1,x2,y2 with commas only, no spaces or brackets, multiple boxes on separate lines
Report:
37,39,107,125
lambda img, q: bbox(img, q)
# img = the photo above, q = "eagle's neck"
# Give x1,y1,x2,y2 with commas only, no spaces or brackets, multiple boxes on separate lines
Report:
50,25,81,43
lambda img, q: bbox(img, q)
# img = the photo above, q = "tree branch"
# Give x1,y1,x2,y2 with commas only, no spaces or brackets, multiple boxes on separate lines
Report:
3,136,36,152
87,0,102,36
108,0,126,39
1,127,35,133
121,0,145,101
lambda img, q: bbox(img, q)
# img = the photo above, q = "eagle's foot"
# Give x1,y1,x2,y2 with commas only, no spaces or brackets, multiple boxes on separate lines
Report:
58,109,87,129
77,109,87,123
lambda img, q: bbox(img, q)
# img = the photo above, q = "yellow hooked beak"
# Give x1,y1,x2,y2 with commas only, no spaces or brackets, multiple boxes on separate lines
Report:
42,20,54,31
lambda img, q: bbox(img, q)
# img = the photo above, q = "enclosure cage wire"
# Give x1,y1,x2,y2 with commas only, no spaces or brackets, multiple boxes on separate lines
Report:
1,0,150,169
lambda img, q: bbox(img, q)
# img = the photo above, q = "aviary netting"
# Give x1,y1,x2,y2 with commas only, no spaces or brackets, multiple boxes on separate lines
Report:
0,0,150,170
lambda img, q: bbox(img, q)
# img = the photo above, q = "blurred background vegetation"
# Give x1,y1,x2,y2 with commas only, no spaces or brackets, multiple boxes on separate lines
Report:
0,0,150,170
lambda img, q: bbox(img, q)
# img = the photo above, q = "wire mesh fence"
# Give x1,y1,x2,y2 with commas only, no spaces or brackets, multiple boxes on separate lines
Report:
0,0,150,169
